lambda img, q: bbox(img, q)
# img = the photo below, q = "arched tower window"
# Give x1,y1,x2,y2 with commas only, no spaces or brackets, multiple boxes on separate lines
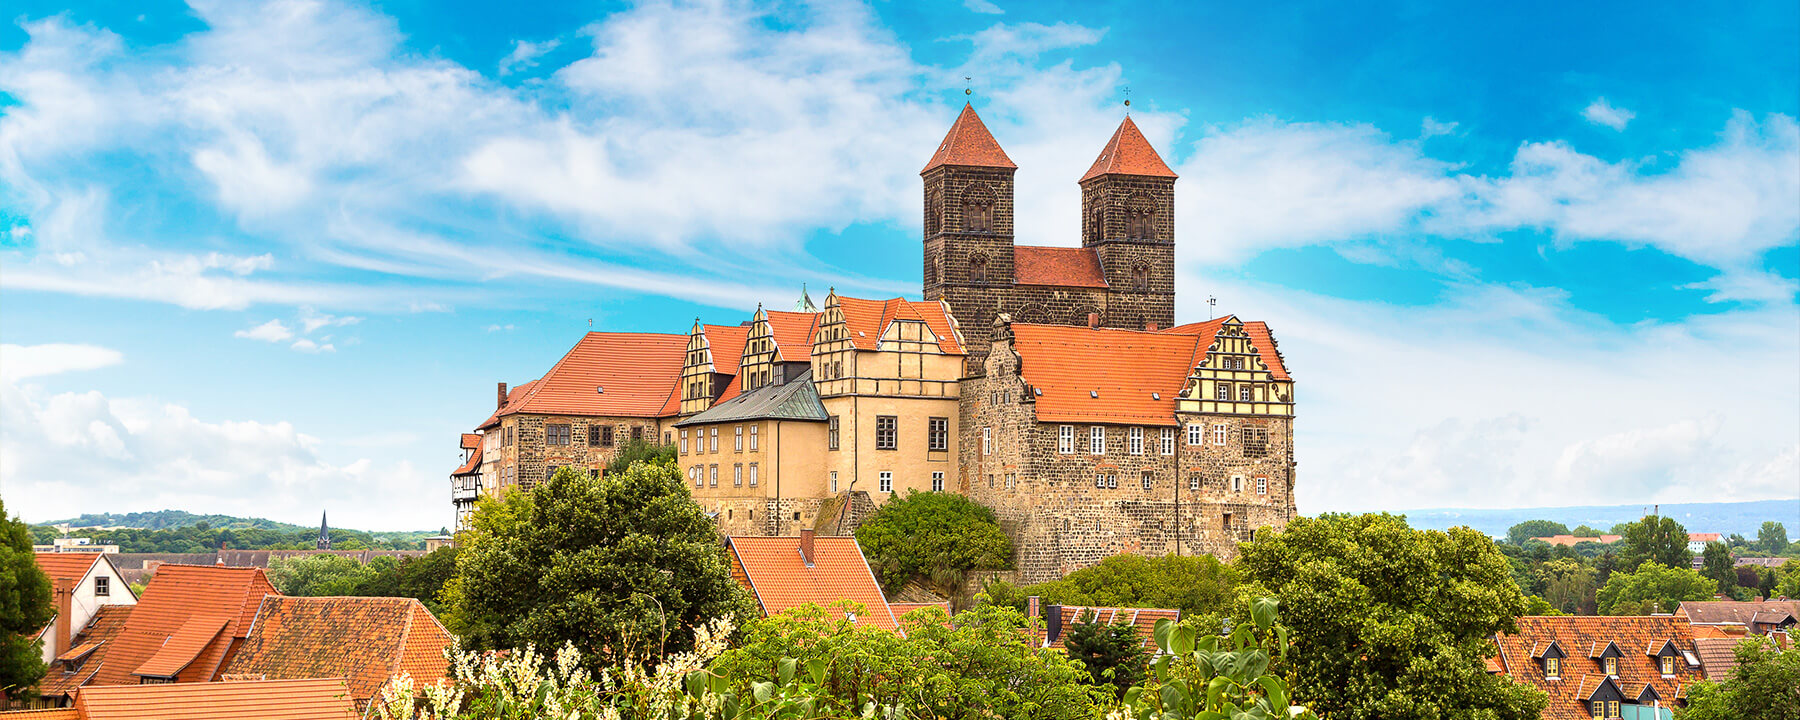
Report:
925,187,941,236
1132,264,1150,292
1126,194,1156,239
963,183,995,233
968,251,989,283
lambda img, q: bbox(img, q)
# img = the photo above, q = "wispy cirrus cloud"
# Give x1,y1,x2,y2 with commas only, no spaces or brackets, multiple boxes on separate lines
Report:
1583,97,1636,130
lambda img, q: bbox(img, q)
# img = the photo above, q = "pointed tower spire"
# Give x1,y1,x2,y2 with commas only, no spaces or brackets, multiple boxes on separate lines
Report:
921,103,1017,174
316,511,331,550
1080,116,1177,182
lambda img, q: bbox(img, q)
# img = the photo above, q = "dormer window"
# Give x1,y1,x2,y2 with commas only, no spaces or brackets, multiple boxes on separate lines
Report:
1544,657,1560,679
1603,656,1617,676
1660,655,1674,676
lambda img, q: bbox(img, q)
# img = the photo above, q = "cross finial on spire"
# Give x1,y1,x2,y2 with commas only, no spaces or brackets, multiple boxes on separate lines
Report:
964,77,972,96
1123,86,1131,112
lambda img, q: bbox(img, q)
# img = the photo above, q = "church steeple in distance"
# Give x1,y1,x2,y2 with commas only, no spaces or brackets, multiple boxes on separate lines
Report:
316,510,331,550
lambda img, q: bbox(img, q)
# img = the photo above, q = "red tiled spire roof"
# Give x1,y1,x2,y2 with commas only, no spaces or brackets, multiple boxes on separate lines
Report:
921,103,1016,174
1081,116,1177,182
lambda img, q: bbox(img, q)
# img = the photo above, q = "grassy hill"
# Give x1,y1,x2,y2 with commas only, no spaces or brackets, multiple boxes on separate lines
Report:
1396,498,1799,538
33,510,440,553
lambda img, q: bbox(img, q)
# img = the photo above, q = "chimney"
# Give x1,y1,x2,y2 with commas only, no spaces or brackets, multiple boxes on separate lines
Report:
1027,595,1041,644
1145,321,1159,332
496,382,508,409
1087,312,1100,329
52,578,72,661
798,528,815,566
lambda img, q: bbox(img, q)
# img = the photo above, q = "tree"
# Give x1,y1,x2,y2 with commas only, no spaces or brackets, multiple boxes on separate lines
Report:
1062,609,1148,698
1757,521,1788,554
265,553,378,596
1701,542,1736,593
1237,514,1547,720
604,438,675,477
356,546,460,612
989,553,1240,619
2,499,54,697
1678,637,1800,720
1727,533,1751,549
1571,524,1606,537
855,490,1012,594
1538,557,1599,615
1618,515,1690,571
1596,561,1716,614
1779,560,1800,600
1506,519,1569,546
446,463,753,672
1119,598,1319,719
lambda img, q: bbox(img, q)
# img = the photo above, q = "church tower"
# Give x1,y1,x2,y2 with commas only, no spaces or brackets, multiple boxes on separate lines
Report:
922,104,1016,370
1080,116,1177,330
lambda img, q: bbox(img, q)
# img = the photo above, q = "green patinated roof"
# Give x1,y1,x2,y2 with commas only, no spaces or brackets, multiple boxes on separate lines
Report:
674,369,828,427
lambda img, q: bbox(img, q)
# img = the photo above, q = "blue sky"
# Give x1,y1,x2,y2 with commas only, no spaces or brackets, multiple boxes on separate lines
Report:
2,0,1795,531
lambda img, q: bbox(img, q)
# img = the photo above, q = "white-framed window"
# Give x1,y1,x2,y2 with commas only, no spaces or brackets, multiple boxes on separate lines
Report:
1095,473,1106,488
879,471,893,493
1106,474,1118,489
749,463,759,487
709,464,719,487
734,425,744,452
983,427,992,455
1257,477,1267,495
1161,427,1175,455
1240,385,1253,402
931,472,944,492
928,417,949,451
680,429,689,454
1544,657,1560,679
734,464,743,487
691,466,701,487
1231,475,1244,493
1187,423,1202,445
1188,474,1199,491
709,428,719,452
1141,472,1153,489
1058,425,1075,454
1006,474,1015,489
828,415,840,450
830,471,839,493
1213,424,1227,446
1216,383,1230,400
95,575,110,597
1090,426,1106,455
1129,427,1144,455
749,424,758,451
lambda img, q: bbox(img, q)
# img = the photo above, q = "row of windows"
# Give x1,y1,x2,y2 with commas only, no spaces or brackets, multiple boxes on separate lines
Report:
688,463,761,488
1214,382,1268,402
677,425,761,454
541,423,644,447
824,416,950,452
1051,425,1272,457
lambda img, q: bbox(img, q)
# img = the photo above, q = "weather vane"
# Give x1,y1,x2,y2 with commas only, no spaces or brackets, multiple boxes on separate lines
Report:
1123,86,1131,110
965,76,972,96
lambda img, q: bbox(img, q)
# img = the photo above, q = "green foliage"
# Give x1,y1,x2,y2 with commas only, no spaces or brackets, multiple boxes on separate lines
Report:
356,547,460,613
605,439,676,478
711,602,1106,718
1700,542,1735,593
1756,521,1788,554
1596,561,1716,614
1777,560,1800,599
990,554,1240,620
854,490,1011,593
1118,598,1318,720
2,499,54,697
1521,595,1561,615
447,462,754,673
1505,519,1569,546
1678,637,1800,720
1062,609,1148,698
1537,557,1599,615
1618,515,1690,571
265,553,380,596
27,521,430,553
1237,513,1547,720
1570,524,1606,537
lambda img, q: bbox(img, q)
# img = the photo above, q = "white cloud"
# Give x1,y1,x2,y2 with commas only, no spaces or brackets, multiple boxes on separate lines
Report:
0,343,123,382
1421,116,1458,138
234,319,293,342
964,0,1004,14
1583,97,1636,130
297,306,359,333
1183,279,1800,512
289,338,334,353
0,378,431,529
485,323,515,332
499,38,559,75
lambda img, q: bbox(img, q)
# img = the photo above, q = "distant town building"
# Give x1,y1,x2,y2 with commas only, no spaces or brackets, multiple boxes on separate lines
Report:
1686,533,1723,555
1040,605,1180,650
31,537,120,554
1531,535,1623,547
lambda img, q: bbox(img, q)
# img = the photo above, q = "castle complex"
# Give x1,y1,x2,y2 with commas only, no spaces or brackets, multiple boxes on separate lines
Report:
449,104,1297,582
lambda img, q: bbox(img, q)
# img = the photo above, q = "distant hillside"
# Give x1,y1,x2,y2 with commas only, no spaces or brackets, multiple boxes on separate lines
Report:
33,509,440,553
1395,498,1799,538
43,510,313,532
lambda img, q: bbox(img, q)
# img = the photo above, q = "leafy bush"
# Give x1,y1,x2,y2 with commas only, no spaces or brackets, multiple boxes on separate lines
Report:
1118,598,1317,720
265,553,379,596
1061,609,1147,698
986,553,1240,619
1596,561,1717,614
855,490,1012,593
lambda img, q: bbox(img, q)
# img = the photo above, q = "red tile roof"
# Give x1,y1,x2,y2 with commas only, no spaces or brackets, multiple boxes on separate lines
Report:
765,310,820,361
38,605,133,700
1012,324,1203,426
1532,535,1624,546
133,615,229,679
1080,116,1177,182
459,433,480,451
73,677,358,720
1013,246,1107,288
500,332,689,419
32,553,106,588
1493,615,1700,720
834,296,963,355
1047,606,1180,649
88,565,276,687
1242,321,1291,380
451,434,482,476
922,103,1016,173
225,596,453,710
701,324,751,374
0,710,79,719
1690,636,1744,680
476,380,538,429
727,536,897,632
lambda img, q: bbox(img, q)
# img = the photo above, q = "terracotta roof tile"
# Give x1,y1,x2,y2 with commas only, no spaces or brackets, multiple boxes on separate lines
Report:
701,324,751,374
764,310,820,361
1081,116,1177,182
1493,615,1700,720
1046,606,1180,649
1013,324,1202,425
921,103,1016,173
833,296,963,355
32,553,106,588
1679,600,1800,626
0,710,79,719
727,536,897,632
1691,637,1744,680
504,333,688,419
1242,321,1291,380
87,565,276,687
38,605,133,700
226,596,452,710
133,615,229,679
476,380,538,429
1532,535,1623,546
74,677,358,720
1013,246,1107,288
